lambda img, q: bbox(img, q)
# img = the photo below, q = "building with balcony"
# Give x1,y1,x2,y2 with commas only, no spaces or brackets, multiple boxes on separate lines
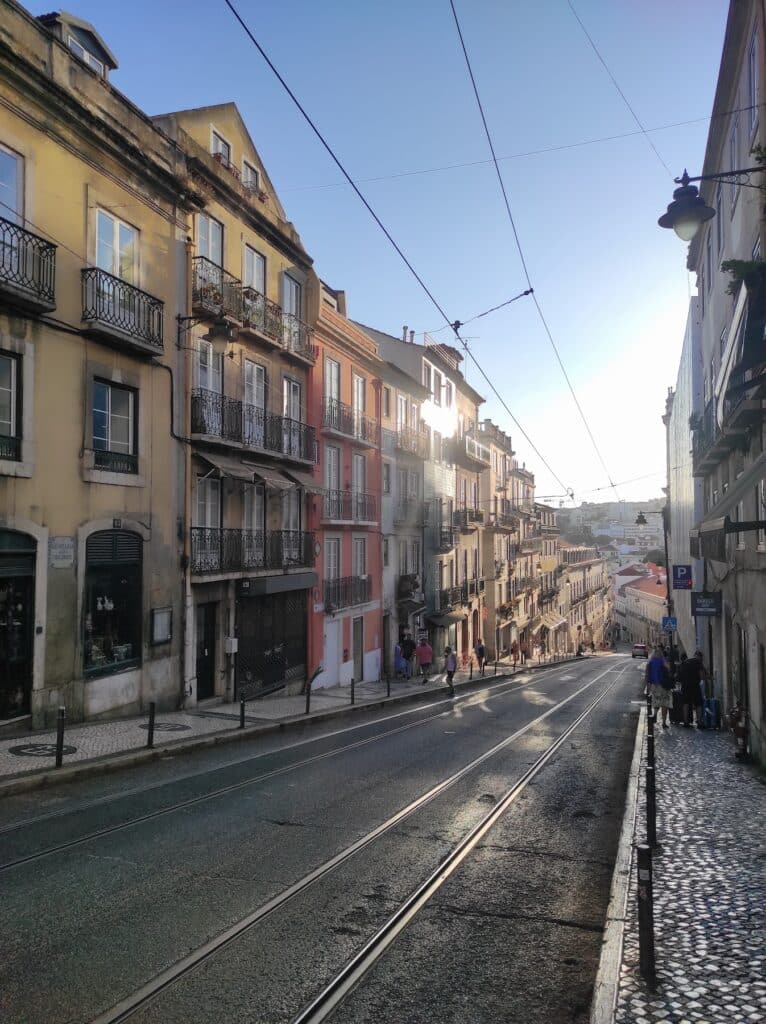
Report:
0,4,185,725
673,1,766,762
560,544,611,651
307,284,383,688
152,102,320,702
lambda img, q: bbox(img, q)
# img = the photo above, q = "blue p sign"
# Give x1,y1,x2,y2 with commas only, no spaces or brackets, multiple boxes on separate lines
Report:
672,565,692,590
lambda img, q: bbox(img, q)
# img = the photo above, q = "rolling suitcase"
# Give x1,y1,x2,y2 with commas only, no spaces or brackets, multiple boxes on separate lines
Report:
703,696,721,730
670,689,684,725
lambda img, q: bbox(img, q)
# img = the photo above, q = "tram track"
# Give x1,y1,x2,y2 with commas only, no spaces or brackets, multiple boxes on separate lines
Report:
0,662,589,872
87,662,627,1024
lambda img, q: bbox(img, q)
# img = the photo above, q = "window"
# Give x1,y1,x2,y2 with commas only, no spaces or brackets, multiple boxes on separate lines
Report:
244,245,265,294
422,362,432,393
706,232,712,291
411,540,420,575
198,213,223,266
382,386,391,418
325,444,340,491
397,468,407,502
84,531,142,675
242,160,259,191
749,29,759,134
93,380,136,472
353,537,367,577
759,480,766,548
195,477,221,528
325,537,340,580
408,471,419,498
282,377,303,454
0,352,20,460
382,462,391,494
433,369,442,405
211,130,231,166
96,210,137,283
398,540,407,575
716,187,723,253
0,144,22,223
396,394,407,428
244,483,265,533
197,339,222,393
729,117,739,212
67,34,104,75
444,381,453,408
383,537,389,567
433,429,442,461
282,487,301,561
283,275,303,349
244,359,266,446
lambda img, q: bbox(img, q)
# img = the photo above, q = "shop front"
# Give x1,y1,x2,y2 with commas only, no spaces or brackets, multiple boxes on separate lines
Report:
0,529,35,720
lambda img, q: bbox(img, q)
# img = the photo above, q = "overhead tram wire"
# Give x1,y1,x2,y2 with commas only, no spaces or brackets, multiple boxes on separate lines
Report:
220,0,570,496
423,288,533,335
448,0,621,503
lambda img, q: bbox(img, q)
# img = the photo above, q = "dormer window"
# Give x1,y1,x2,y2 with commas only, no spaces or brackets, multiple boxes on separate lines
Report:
68,34,105,75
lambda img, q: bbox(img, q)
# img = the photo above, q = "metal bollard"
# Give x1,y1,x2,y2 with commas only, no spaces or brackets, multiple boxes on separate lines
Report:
469,661,473,680
147,701,156,749
240,694,246,729
646,765,657,847
636,843,656,984
494,660,498,676
646,728,655,769
647,707,654,738
305,679,311,715
55,706,66,768
351,677,355,705
386,674,391,697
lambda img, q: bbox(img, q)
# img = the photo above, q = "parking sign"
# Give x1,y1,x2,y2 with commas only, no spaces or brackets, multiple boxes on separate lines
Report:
672,565,693,590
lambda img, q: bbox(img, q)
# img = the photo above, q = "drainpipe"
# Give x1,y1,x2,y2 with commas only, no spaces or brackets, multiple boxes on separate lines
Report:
181,236,195,706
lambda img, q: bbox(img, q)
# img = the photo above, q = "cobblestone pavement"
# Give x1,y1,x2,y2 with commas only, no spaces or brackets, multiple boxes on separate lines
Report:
615,722,766,1024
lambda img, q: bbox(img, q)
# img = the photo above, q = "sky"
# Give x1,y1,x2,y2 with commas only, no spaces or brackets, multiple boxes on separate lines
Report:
58,0,729,505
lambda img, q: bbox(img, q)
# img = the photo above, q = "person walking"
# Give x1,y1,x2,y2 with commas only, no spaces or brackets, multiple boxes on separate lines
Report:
646,645,673,728
444,646,457,697
520,639,528,665
677,650,706,728
416,637,433,683
400,633,416,680
510,640,519,668
474,638,486,677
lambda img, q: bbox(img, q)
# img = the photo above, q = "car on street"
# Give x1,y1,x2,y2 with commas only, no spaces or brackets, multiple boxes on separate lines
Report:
632,643,648,658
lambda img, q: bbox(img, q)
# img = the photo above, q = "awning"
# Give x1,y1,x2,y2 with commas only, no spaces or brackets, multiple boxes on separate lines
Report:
427,611,467,627
243,462,294,490
197,452,255,482
399,598,426,617
283,468,324,494
542,613,567,630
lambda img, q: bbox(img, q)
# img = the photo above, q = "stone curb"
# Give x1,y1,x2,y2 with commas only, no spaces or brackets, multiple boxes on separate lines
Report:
0,655,582,798
589,702,645,1024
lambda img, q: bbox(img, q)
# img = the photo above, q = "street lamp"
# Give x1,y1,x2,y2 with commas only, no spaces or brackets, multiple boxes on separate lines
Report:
635,511,647,526
658,166,763,241
176,310,236,358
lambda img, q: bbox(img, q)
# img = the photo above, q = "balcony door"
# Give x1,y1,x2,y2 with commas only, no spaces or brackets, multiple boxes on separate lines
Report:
353,373,365,437
0,147,23,283
93,210,138,326
283,274,302,351
325,444,340,518
243,483,265,568
282,487,301,564
194,477,221,571
244,359,266,447
196,339,223,435
352,453,366,520
325,537,340,609
325,358,340,430
282,377,302,456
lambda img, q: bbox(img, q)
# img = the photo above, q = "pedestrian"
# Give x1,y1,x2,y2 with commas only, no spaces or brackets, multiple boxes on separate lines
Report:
510,640,519,668
394,642,408,679
677,650,706,728
474,637,486,677
400,632,416,679
444,645,457,696
520,639,528,664
416,637,433,683
646,645,673,728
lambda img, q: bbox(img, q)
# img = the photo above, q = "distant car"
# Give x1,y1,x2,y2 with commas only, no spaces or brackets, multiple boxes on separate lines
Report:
632,643,648,659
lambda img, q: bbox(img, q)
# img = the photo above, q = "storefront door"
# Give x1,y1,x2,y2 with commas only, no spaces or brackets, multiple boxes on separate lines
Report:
196,602,216,700
0,530,35,720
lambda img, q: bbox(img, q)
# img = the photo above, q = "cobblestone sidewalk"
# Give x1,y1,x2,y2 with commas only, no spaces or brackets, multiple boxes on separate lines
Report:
615,723,766,1023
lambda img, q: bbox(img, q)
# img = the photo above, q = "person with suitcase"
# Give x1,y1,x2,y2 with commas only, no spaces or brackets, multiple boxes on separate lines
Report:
677,651,705,728
646,646,673,728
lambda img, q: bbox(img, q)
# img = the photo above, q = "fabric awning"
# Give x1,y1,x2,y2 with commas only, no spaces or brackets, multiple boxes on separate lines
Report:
542,613,567,630
427,611,467,627
243,462,294,490
197,452,255,482
283,468,324,493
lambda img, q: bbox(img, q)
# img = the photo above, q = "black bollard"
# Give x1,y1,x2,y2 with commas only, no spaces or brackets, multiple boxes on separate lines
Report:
647,707,655,739
240,694,246,729
469,661,473,680
636,843,656,984
494,660,498,676
646,765,657,847
305,679,311,715
147,701,156,749
386,674,391,698
55,706,66,768
351,677,355,705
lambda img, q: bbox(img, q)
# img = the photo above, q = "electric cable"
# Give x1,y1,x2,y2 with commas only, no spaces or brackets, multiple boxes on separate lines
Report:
448,0,622,503
423,288,533,335
220,0,572,496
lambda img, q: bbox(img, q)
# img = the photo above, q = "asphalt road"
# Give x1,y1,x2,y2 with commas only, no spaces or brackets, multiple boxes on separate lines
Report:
2,654,643,1024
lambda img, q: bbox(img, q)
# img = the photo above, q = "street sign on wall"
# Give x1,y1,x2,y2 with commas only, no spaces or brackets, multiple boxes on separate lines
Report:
662,616,677,632
672,565,693,590
691,591,722,617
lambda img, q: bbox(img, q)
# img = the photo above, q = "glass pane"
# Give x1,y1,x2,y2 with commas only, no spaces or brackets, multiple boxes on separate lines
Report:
92,382,109,448
198,215,209,259
0,148,21,223
210,219,223,266
84,564,141,672
110,411,131,453
96,210,114,273
118,223,137,283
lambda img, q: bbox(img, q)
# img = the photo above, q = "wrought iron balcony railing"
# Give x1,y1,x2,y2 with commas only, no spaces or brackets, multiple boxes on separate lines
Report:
520,535,543,552
82,268,164,351
394,499,428,525
394,424,430,458
439,527,456,552
323,397,355,436
190,528,314,574
0,434,21,461
192,256,242,320
454,507,484,531
324,575,372,610
241,286,283,343
282,312,316,363
322,489,377,522
92,449,138,474
0,216,56,310
439,584,466,609
191,389,317,463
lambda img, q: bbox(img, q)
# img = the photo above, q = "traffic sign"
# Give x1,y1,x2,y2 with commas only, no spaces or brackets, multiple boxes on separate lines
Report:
672,565,693,590
691,592,721,617
662,616,677,632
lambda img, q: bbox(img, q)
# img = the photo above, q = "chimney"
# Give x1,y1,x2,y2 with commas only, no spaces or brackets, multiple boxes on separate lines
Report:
402,325,408,341
409,330,415,344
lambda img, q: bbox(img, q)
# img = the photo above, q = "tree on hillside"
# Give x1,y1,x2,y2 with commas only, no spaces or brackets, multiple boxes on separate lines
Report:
643,549,665,566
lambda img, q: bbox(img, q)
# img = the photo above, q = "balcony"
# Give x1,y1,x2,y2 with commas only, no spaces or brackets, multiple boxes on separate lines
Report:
721,365,764,434
394,499,428,526
521,534,543,552
0,216,56,312
690,398,755,476
322,489,377,524
454,508,484,532
0,434,21,461
438,526,456,552
540,586,558,603
81,268,164,354
92,449,138,474
241,286,283,346
394,424,430,459
323,398,378,446
324,575,372,611
446,434,491,469
486,511,518,531
282,313,317,365
439,584,467,609
495,560,505,579
192,256,242,321
467,576,485,597
190,528,314,575
191,390,317,463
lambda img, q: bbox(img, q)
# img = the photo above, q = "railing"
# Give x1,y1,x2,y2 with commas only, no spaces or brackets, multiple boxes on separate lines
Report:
464,435,491,465
191,389,317,462
521,535,543,552
0,434,21,461
192,256,242,320
324,398,378,445
241,286,282,343
439,527,456,551
395,424,429,458
354,409,378,445
0,216,56,307
394,499,427,525
92,449,138,474
487,512,517,530
283,312,316,362
439,584,465,608
322,489,377,522
453,508,484,530
81,268,164,349
190,528,314,574
540,587,558,603
692,399,720,469
324,575,372,610
397,573,422,599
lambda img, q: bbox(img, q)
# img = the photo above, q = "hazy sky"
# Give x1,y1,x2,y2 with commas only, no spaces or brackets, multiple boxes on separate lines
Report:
61,0,728,504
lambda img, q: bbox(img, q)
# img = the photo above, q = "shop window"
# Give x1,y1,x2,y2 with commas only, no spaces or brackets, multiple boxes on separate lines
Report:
84,530,142,675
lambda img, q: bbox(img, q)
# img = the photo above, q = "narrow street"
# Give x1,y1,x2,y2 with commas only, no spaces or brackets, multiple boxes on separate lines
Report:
2,655,641,1024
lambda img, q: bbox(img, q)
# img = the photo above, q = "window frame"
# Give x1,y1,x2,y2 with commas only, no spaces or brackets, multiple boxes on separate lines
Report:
0,142,23,223
83,530,143,678
95,208,139,284
211,128,232,166
243,244,266,294
197,213,224,267
242,159,260,191
67,34,105,75
0,350,21,455
92,378,137,462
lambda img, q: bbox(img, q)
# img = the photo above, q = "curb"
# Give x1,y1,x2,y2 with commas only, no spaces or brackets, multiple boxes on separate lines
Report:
589,703,645,1024
0,655,584,798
